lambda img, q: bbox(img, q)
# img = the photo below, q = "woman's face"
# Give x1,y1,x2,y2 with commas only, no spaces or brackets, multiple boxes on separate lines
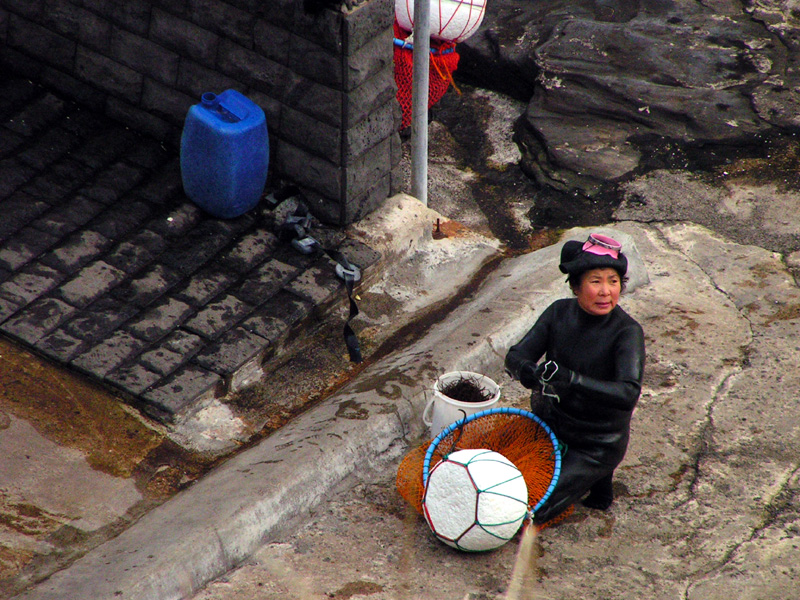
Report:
574,268,621,316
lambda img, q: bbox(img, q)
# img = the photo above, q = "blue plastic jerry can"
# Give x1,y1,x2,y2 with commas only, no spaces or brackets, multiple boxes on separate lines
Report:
180,90,269,219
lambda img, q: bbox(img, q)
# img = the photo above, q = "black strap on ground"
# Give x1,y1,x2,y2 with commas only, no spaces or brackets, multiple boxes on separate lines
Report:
274,189,362,364
323,247,362,364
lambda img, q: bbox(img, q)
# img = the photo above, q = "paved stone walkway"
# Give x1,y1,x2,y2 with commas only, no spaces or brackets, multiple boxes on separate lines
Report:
0,77,377,423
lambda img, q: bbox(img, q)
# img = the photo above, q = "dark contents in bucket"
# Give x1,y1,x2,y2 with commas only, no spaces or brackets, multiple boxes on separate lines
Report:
440,376,494,403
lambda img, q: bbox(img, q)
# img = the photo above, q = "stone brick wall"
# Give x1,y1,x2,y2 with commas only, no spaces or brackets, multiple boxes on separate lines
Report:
0,0,401,225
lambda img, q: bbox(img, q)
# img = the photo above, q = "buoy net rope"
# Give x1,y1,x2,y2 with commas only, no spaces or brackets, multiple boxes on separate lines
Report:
392,20,460,130
396,407,564,522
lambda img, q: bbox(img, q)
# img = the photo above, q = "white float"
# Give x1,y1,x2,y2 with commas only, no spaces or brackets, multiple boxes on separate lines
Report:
395,0,488,43
422,448,528,552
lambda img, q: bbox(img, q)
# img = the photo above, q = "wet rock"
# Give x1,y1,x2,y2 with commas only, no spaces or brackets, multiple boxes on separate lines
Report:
458,0,800,196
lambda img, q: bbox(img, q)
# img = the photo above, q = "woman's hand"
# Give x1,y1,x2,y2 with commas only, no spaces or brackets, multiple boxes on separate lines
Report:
533,360,572,385
517,362,540,389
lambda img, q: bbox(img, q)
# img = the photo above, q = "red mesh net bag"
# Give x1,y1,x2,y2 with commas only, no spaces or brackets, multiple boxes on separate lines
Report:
393,21,460,130
396,407,574,530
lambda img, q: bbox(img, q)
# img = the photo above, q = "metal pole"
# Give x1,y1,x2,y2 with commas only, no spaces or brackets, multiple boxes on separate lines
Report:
410,0,430,206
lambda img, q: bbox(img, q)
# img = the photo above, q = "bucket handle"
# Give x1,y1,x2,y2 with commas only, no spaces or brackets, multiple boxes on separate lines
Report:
422,394,436,427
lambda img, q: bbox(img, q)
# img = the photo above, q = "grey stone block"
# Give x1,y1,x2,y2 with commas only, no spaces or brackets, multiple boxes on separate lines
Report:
184,293,253,339
235,258,300,306
287,32,343,88
40,229,112,272
81,0,151,36
145,201,203,237
138,345,185,376
149,0,189,13
135,162,185,207
0,296,22,325
344,100,395,161
241,289,312,343
159,221,236,276
125,296,194,342
2,47,46,82
172,266,238,307
106,362,163,396
0,192,50,235
267,0,343,53
344,64,396,125
82,161,147,205
3,90,66,138
253,18,290,64
68,127,140,170
0,297,77,344
90,201,154,241
2,0,44,20
0,157,37,199
161,329,205,357
0,226,58,271
282,76,342,127
0,261,65,305
279,105,341,163
40,66,107,112
216,38,287,96
36,328,91,363
150,8,219,64
142,364,222,416
59,102,108,139
0,129,24,158
111,27,179,85
75,46,143,99
22,158,92,204
345,27,393,91
241,88,282,130
56,260,127,308
342,170,391,224
111,263,182,307
104,229,166,274
220,0,258,12
344,0,393,54
16,126,82,170
30,196,105,238
217,228,278,275
106,97,177,145
193,326,268,375
176,60,241,99
275,142,340,199
345,133,392,199
71,330,148,377
62,297,139,344
41,1,112,51
285,261,341,304
186,0,255,49
125,137,172,170
8,14,76,71
141,79,194,126
336,238,381,271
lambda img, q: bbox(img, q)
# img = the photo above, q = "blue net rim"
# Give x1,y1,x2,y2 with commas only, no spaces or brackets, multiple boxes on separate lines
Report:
393,38,457,55
422,406,562,515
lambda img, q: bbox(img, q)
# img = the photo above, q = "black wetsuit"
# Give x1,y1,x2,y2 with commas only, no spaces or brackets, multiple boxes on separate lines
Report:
505,298,645,524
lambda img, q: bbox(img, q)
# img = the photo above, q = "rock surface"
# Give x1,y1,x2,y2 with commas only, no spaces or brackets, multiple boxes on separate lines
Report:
458,0,800,197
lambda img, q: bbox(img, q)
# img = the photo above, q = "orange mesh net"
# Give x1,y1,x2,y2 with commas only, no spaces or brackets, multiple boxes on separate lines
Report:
396,409,573,529
393,21,460,130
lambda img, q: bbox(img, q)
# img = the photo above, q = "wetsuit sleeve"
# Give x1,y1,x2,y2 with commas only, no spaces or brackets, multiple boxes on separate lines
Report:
505,304,553,387
567,322,645,410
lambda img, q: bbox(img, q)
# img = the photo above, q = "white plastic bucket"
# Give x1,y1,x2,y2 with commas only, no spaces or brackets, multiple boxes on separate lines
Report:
422,371,500,437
